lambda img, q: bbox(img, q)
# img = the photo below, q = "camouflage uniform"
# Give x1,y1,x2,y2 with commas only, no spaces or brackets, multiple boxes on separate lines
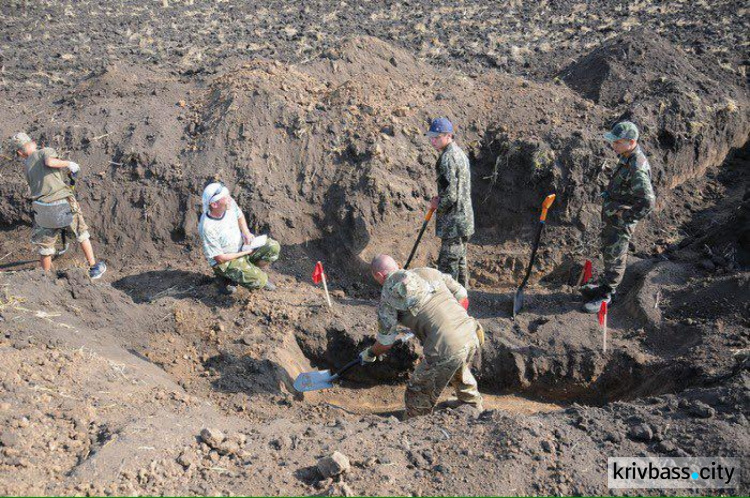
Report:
376,267,483,418
213,239,281,290
435,142,474,287
600,145,655,291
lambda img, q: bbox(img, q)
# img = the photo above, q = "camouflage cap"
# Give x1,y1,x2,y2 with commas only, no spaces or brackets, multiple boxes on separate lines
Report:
604,121,639,142
10,132,32,150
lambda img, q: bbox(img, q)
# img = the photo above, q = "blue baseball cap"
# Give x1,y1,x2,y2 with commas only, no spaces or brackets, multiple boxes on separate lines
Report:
425,118,454,137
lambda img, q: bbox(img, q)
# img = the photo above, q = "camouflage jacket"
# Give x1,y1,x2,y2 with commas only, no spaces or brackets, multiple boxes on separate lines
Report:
376,267,467,347
602,145,656,226
435,142,474,239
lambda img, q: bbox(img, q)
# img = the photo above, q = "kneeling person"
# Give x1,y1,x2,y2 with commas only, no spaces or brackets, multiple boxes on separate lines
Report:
361,254,484,419
199,183,280,292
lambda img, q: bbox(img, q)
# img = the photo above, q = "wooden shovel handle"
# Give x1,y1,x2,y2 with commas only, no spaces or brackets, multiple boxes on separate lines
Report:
540,194,556,222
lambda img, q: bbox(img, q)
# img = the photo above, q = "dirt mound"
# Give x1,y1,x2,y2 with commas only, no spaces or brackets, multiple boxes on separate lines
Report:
2,33,747,291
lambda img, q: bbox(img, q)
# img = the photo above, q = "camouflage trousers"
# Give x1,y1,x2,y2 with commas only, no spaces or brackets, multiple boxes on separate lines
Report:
600,221,637,291
437,236,469,288
213,238,280,290
404,339,482,419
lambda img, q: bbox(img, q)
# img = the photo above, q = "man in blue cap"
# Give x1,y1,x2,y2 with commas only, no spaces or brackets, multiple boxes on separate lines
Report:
581,121,655,312
426,118,474,288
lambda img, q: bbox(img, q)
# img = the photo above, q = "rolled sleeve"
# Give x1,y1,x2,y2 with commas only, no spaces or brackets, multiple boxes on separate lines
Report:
376,302,399,345
440,272,467,301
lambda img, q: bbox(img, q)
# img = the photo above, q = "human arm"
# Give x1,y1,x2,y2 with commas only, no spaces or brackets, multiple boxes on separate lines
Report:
624,164,655,222
440,271,468,308
237,211,254,245
45,151,79,173
436,153,459,213
213,250,253,265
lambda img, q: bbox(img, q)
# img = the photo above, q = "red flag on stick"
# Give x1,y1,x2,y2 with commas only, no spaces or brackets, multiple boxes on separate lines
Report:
312,261,324,284
598,300,608,353
598,300,607,326
582,260,593,284
312,261,332,309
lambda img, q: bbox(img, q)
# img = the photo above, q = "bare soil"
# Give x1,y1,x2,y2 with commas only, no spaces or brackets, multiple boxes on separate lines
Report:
0,1,748,496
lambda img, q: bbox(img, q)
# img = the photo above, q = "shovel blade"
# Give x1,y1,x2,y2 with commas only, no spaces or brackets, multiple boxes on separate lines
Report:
293,369,336,392
512,287,524,317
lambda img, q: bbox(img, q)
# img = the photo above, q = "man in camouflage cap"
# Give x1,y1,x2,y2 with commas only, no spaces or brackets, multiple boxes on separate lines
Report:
581,121,655,312
10,132,107,279
360,254,484,419
426,118,474,288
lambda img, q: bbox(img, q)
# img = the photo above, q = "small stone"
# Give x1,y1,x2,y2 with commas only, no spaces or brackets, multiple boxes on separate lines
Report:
656,440,676,453
177,449,196,468
0,430,19,448
217,439,241,456
269,435,292,451
628,423,653,442
339,482,354,497
688,401,716,419
541,440,554,453
317,451,351,478
200,428,225,449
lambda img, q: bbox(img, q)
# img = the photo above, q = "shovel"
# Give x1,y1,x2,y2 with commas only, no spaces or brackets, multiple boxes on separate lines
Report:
294,333,415,392
404,208,435,269
512,194,556,318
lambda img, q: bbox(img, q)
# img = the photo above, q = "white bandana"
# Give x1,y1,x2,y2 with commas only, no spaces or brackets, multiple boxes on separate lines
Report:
202,182,229,214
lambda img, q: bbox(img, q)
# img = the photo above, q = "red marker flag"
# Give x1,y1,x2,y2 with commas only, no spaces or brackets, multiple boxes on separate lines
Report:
312,261,324,284
312,261,332,309
599,300,608,353
582,260,593,284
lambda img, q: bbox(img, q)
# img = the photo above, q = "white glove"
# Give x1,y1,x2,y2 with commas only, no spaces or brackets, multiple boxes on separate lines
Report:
359,347,378,364
68,162,80,174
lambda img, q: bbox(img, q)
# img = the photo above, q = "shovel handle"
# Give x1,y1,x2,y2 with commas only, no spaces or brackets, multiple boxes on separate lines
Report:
424,207,435,222
540,194,556,222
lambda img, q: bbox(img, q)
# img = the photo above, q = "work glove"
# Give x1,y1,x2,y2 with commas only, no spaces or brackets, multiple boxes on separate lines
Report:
476,322,485,347
459,297,469,310
359,347,378,364
68,161,80,174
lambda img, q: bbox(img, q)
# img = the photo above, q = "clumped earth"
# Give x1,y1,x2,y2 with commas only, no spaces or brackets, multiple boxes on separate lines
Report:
0,1,749,496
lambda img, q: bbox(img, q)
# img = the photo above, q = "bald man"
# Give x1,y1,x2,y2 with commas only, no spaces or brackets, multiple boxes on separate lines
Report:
361,254,484,418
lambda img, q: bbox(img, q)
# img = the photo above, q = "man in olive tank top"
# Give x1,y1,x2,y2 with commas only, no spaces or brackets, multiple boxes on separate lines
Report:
11,132,106,279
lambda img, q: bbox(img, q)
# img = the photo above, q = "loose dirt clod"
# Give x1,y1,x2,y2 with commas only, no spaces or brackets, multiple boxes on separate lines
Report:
317,451,351,478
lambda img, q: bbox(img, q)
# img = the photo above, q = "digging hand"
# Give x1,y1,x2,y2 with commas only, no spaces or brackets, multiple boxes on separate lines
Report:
359,347,378,364
430,196,439,211
68,161,80,174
